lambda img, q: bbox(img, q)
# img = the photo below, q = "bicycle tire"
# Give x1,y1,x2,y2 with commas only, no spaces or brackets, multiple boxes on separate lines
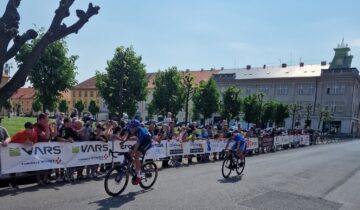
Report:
139,162,158,190
236,156,245,175
221,158,232,178
104,166,129,196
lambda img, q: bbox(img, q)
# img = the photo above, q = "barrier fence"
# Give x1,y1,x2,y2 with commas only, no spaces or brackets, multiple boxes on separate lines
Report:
0,135,313,174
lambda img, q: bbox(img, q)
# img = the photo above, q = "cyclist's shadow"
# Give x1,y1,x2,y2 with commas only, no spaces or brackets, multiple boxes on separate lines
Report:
217,175,243,183
89,188,154,210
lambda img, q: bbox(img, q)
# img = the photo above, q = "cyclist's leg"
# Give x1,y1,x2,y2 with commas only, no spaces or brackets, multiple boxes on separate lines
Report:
239,141,246,162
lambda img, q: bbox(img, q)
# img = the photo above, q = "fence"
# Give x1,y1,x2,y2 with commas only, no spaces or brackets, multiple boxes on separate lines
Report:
0,135,315,175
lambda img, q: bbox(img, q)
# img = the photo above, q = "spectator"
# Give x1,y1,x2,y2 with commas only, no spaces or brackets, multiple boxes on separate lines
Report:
58,117,78,181
2,122,37,188
34,113,51,185
103,120,114,141
178,126,188,143
148,121,159,142
164,112,173,125
111,126,123,141
56,112,65,130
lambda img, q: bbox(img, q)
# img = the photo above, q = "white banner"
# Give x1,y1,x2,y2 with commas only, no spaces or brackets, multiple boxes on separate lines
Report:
166,140,184,156
245,138,259,150
183,141,206,155
299,135,310,146
144,141,167,160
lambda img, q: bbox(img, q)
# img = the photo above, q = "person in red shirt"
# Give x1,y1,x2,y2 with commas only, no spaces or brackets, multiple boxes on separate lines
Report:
1,122,37,188
2,122,37,146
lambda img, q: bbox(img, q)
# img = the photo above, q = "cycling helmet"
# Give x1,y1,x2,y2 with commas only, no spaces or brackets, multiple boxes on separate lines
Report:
127,119,140,129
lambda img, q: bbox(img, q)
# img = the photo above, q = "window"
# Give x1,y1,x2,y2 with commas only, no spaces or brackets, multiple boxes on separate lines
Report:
246,87,251,95
327,84,345,95
90,91,94,97
298,84,304,95
78,91,82,97
309,85,315,95
278,85,288,95
73,91,76,97
258,85,269,94
84,91,88,97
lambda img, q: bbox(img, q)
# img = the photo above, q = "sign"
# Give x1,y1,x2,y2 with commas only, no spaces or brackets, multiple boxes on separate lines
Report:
166,140,184,156
261,137,274,148
183,141,205,155
299,135,310,146
246,138,259,150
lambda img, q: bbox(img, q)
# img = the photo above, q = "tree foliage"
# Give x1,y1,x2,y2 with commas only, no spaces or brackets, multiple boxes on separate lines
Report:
220,86,242,123
261,101,276,127
32,99,42,113
150,67,184,117
58,99,69,113
96,46,147,118
88,100,99,116
74,100,85,116
243,94,261,126
0,0,100,106
16,36,78,112
273,102,289,127
192,79,220,121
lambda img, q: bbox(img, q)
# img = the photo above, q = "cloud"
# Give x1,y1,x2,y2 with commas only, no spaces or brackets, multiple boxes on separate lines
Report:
350,39,360,47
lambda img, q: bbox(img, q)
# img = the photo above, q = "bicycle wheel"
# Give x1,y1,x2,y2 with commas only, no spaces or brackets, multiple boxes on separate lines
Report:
139,162,158,190
104,166,129,196
236,156,245,175
221,158,232,178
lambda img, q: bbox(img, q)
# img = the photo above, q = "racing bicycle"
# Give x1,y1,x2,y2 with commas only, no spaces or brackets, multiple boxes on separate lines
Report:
104,150,158,196
221,150,245,178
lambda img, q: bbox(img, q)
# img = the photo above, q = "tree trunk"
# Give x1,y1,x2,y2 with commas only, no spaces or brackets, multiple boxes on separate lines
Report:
184,97,189,124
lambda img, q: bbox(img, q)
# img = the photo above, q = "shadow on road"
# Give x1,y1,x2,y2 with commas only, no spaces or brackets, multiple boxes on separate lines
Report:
217,175,242,183
89,188,154,210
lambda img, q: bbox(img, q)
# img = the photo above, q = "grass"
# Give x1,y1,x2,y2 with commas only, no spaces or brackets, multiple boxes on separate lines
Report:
0,116,37,136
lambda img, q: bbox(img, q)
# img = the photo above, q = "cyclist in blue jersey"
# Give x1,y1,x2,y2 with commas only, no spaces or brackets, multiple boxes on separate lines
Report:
224,130,246,166
123,120,152,185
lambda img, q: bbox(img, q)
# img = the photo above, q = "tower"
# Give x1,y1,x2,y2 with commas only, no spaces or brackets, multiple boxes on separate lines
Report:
329,39,353,69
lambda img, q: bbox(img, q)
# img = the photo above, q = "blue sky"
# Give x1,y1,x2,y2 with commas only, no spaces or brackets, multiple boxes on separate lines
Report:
2,0,360,83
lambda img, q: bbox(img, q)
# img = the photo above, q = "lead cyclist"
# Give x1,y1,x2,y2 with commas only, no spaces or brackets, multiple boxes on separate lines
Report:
122,119,152,185
224,130,246,167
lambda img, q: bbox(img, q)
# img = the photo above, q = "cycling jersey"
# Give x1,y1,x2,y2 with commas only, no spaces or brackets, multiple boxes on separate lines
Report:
231,133,246,152
136,127,151,144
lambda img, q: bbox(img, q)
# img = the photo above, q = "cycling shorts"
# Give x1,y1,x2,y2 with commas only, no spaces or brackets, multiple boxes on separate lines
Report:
231,140,246,152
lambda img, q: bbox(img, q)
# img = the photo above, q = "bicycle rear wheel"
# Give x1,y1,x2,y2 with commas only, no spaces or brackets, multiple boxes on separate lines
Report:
221,158,232,178
236,156,245,175
139,162,158,190
104,166,129,196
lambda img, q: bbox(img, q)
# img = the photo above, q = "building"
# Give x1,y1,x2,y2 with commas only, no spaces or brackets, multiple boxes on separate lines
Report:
136,69,221,122
213,41,360,135
10,88,36,115
71,77,101,112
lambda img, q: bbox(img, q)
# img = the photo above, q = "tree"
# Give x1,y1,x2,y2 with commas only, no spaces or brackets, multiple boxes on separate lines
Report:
261,101,276,127
0,0,100,106
243,94,261,127
32,99,42,113
96,46,147,118
303,103,312,128
88,100,99,118
74,100,85,116
182,72,196,124
0,99,12,117
58,99,69,113
289,103,303,129
273,102,289,127
150,67,184,117
192,79,220,123
16,37,78,112
317,107,333,132
221,86,242,123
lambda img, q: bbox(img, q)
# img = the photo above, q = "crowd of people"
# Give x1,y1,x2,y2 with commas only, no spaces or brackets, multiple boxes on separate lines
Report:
0,110,312,188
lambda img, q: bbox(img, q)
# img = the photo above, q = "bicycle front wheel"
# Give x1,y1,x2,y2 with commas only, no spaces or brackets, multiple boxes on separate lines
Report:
139,162,158,190
236,156,245,175
104,166,129,196
221,158,232,178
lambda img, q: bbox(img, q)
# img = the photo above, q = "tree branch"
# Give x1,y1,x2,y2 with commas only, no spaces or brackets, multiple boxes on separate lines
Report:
5,29,38,61
53,3,100,40
0,0,22,77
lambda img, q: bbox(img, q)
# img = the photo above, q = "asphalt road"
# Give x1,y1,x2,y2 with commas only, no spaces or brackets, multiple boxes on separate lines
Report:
1,140,360,210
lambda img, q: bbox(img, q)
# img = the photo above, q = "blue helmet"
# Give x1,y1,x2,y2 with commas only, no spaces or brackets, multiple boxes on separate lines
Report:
127,119,140,129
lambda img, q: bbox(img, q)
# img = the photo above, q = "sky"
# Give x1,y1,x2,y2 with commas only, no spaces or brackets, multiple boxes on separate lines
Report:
1,0,360,83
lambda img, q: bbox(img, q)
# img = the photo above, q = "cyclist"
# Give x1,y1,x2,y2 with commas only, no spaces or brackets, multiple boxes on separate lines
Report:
224,130,246,167
122,119,152,185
